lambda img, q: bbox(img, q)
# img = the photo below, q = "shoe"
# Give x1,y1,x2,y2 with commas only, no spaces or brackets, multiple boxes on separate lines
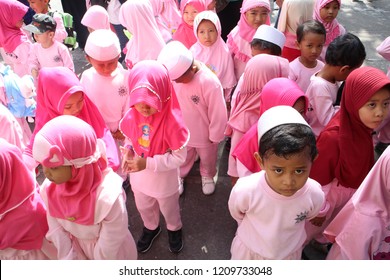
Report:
137,226,161,253
178,177,184,195
168,228,183,253
201,177,215,195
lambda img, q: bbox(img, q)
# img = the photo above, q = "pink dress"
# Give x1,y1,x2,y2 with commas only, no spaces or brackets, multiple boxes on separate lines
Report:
289,57,324,92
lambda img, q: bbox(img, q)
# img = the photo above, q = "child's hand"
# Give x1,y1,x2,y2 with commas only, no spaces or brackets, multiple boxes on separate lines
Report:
120,146,134,172
31,68,39,79
309,216,326,227
112,130,125,141
123,156,147,173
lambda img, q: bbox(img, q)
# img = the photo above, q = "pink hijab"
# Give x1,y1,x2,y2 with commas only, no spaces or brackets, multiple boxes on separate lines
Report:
226,54,289,135
172,0,206,49
0,103,25,150
232,78,308,173
227,0,271,63
81,5,110,30
160,0,182,33
119,0,166,69
149,0,173,43
0,139,48,250
190,10,237,90
33,115,106,225
313,0,341,46
119,60,189,158
0,0,29,52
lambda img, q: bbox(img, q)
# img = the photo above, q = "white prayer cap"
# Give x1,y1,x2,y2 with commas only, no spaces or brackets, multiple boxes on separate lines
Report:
253,25,286,50
84,29,121,61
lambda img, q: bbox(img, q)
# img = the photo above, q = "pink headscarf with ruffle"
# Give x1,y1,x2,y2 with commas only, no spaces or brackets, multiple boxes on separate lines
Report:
190,11,237,90
32,115,107,225
119,60,189,158
0,0,29,52
0,139,48,250
232,78,308,173
226,54,289,135
313,0,341,46
81,5,110,30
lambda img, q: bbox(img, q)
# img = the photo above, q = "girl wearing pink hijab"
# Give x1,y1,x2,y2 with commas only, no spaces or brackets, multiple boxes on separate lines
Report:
225,54,289,185
0,0,32,77
313,0,346,61
23,67,120,173
190,10,237,103
32,115,137,260
226,0,271,79
149,0,174,43
159,0,182,35
119,60,189,254
0,139,54,260
81,4,111,32
232,77,308,178
118,0,165,69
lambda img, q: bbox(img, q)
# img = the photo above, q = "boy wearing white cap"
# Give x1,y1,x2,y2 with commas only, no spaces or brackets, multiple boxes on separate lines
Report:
228,106,325,259
158,41,228,196
24,13,74,80
250,24,286,56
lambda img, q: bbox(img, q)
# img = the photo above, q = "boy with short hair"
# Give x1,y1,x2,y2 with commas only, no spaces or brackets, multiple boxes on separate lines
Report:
305,32,366,137
24,13,74,79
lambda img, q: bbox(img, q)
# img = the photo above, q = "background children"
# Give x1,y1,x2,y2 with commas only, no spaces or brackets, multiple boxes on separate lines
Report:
276,0,315,62
377,36,390,78
313,0,345,62
289,19,326,93
232,77,308,178
81,4,111,32
325,146,390,260
0,0,32,77
172,0,205,49
158,40,227,196
0,103,26,151
0,139,53,260
306,67,390,251
226,0,271,79
190,10,237,106
228,105,325,260
32,115,137,260
149,0,174,43
119,60,189,254
24,13,74,80
118,0,166,69
250,24,286,56
305,33,366,137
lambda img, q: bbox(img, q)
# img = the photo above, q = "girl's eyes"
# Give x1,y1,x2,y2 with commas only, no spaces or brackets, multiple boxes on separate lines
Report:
274,169,282,174
295,170,304,175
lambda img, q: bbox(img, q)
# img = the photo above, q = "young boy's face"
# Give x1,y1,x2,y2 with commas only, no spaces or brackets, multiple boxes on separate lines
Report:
358,87,390,130
28,0,49,14
42,165,72,184
197,20,218,47
33,30,54,46
256,148,313,197
245,7,269,30
63,91,84,116
183,4,198,26
87,56,119,77
319,1,340,24
297,32,325,66
174,65,196,84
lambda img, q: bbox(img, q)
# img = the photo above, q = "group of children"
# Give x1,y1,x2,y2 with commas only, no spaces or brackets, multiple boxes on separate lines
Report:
1,0,390,261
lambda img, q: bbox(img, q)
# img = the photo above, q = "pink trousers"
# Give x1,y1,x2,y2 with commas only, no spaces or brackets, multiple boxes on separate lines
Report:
180,143,219,178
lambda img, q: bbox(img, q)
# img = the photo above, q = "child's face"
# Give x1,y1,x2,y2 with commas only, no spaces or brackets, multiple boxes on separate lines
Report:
28,0,49,13
297,32,325,66
358,88,390,130
183,4,198,26
174,65,196,84
256,148,313,197
87,56,119,77
245,7,269,30
293,97,307,117
134,102,158,117
33,31,54,46
42,165,72,184
197,20,218,47
319,1,340,24
63,91,84,116
15,19,24,29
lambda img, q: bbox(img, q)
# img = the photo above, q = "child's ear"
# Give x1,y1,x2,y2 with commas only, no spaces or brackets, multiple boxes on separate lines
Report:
339,65,351,74
253,152,264,169
295,40,301,50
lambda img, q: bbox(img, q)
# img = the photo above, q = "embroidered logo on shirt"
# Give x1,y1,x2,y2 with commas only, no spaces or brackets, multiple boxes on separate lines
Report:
53,55,62,63
118,85,128,97
191,95,200,105
295,211,308,223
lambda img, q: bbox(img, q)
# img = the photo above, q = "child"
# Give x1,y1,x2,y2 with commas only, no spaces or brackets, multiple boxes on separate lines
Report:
228,105,325,260
23,67,119,173
276,0,315,62
118,0,165,69
119,60,189,253
250,24,286,56
32,115,137,260
156,0,182,36
0,103,26,151
149,0,174,43
226,0,271,79
158,40,227,195
190,10,237,105
289,19,326,93
81,4,111,32
226,53,289,185
232,77,308,178
305,33,366,137
376,36,390,78
27,0,68,43
305,67,390,250
313,0,346,62
0,139,54,260
172,0,206,49
24,13,74,80
0,0,32,77
325,146,390,260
